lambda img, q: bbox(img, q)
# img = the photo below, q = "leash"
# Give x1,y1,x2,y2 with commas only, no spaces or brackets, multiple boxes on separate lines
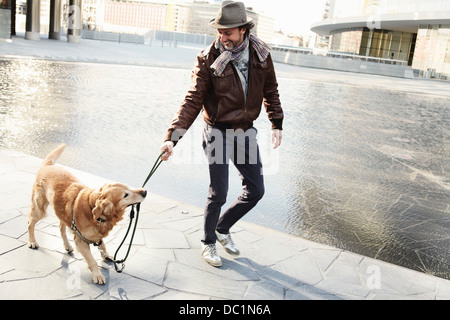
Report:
106,152,164,273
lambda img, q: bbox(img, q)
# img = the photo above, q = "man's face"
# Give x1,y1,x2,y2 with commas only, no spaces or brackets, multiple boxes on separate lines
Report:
217,27,246,50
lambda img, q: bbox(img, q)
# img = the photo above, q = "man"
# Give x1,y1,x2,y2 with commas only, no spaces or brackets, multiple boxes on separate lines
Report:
160,1,283,267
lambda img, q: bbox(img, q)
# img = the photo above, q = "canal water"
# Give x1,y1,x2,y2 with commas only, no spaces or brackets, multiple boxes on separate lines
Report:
0,57,449,279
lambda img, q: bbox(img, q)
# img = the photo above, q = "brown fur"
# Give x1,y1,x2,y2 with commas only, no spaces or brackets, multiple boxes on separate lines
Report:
27,144,147,284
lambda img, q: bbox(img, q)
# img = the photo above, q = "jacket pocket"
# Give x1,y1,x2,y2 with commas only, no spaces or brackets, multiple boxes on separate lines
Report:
254,61,268,69
212,68,235,93
252,61,268,88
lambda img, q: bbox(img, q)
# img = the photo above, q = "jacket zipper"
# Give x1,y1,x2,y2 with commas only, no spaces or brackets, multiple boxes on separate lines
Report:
230,63,248,119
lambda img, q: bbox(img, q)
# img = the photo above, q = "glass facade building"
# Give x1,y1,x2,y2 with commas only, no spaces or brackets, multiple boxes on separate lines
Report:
312,0,450,79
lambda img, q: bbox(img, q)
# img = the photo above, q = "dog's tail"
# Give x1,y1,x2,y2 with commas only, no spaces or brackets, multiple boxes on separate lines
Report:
42,144,66,166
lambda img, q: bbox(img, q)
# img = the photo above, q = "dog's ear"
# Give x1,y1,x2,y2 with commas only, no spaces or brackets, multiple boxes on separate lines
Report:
99,183,114,192
92,198,113,220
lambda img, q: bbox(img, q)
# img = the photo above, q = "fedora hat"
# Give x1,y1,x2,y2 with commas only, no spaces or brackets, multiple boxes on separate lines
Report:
209,1,253,29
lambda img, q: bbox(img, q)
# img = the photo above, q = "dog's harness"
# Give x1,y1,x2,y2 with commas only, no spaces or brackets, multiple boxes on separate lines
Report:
70,213,105,247
70,153,164,273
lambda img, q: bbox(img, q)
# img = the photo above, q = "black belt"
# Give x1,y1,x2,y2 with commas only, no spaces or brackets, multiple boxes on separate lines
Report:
204,119,253,131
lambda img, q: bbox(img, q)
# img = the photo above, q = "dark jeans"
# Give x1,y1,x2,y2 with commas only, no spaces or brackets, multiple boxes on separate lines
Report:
201,123,265,244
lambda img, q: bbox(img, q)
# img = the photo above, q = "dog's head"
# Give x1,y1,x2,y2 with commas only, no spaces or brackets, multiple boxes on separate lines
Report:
90,183,147,223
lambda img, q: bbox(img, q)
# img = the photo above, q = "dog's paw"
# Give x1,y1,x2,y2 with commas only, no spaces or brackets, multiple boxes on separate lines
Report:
92,273,106,285
28,241,39,249
65,245,74,253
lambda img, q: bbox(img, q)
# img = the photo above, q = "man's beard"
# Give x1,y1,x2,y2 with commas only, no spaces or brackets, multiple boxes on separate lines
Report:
222,34,244,50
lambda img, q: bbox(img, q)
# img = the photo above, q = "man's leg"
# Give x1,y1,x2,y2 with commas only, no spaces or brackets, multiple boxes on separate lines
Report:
216,128,265,234
203,162,228,244
202,123,229,244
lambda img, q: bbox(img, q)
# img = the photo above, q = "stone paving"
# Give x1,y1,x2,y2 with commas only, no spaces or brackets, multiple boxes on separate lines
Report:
1,148,450,300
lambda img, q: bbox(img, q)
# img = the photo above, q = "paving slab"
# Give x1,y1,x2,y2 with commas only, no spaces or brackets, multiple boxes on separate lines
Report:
0,148,449,302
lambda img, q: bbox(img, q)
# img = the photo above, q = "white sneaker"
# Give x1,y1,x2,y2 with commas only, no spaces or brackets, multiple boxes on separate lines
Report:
201,243,222,267
216,231,240,256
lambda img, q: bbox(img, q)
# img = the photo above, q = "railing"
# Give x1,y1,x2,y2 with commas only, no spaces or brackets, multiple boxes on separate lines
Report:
80,28,216,47
82,29,145,44
271,46,408,66
144,29,216,47
271,46,314,55
326,52,408,66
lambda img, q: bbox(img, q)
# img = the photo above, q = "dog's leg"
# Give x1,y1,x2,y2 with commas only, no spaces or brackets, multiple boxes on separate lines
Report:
74,237,106,285
59,222,74,253
98,241,113,262
27,187,48,249
27,211,40,249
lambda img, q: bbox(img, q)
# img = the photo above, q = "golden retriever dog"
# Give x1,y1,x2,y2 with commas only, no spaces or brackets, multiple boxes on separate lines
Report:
27,144,147,284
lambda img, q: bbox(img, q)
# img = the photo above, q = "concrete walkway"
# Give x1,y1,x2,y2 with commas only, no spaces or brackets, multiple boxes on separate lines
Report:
1,148,449,300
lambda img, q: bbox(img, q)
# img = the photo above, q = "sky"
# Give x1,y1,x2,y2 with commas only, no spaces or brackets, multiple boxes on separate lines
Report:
243,0,328,35
151,0,329,36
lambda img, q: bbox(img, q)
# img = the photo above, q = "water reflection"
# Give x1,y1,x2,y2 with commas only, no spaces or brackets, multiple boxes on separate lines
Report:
0,59,74,153
280,78,449,278
0,57,449,280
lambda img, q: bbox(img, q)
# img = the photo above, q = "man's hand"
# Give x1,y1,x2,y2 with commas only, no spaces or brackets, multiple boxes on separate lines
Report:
160,141,174,161
271,129,282,149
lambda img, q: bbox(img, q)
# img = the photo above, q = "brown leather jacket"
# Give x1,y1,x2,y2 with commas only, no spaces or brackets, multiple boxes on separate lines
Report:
164,40,284,143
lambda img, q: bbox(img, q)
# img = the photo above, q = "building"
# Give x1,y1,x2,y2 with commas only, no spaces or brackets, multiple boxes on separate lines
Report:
98,0,168,34
0,0,12,40
247,9,275,43
1,1,275,44
101,1,275,43
311,0,450,79
172,2,218,35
